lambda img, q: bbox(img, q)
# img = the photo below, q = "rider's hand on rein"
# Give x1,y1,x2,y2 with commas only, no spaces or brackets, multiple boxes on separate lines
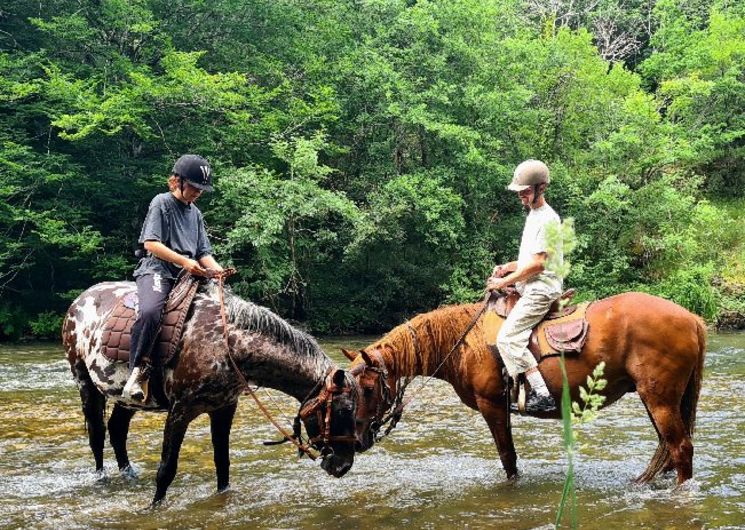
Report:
205,267,237,280
486,276,505,293
183,258,208,277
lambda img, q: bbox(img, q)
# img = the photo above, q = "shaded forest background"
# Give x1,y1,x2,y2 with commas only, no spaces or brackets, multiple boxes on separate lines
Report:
1,0,744,339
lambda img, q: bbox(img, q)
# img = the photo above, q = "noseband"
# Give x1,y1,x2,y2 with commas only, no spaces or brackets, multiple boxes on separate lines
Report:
298,369,359,451
351,350,410,442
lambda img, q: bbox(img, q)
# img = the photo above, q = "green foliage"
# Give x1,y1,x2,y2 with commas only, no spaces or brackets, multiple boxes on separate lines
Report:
641,4,745,194
29,311,64,339
557,352,578,529
0,303,26,341
0,0,743,339
545,217,577,280
213,133,359,318
571,361,608,425
644,264,720,320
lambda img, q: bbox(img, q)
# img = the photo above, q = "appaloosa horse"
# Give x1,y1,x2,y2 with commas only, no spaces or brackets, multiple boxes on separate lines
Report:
342,292,706,485
62,281,358,505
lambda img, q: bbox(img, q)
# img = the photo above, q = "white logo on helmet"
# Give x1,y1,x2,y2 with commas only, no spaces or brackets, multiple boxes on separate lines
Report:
200,165,211,179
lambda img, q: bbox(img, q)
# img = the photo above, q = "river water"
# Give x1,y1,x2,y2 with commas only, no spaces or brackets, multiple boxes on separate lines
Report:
0,333,743,529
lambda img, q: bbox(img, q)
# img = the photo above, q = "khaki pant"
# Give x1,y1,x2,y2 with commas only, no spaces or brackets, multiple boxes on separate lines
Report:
495,284,558,378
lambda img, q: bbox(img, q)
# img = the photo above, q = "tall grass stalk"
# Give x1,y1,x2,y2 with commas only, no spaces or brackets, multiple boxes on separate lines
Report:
555,351,577,528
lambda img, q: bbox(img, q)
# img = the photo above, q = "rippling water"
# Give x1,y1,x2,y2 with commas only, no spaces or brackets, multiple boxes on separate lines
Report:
0,334,743,529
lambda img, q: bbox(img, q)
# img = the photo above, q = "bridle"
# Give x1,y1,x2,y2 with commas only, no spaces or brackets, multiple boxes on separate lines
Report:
296,368,360,453
351,349,410,443
351,299,490,444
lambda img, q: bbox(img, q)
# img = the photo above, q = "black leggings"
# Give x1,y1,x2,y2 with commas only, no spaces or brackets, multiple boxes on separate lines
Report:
128,273,175,372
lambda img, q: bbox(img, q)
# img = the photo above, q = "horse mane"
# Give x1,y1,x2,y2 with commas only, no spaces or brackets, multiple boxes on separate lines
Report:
201,283,327,361
372,303,490,376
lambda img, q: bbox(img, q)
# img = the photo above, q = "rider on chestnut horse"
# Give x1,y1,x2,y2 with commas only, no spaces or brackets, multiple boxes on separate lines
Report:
486,159,562,413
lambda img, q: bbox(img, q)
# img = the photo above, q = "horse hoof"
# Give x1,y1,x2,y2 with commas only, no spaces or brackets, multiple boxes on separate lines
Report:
94,469,108,483
120,464,138,480
505,471,519,483
672,478,697,494
217,484,232,494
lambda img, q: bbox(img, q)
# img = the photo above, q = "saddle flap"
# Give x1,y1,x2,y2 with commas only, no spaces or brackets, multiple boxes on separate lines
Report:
165,275,196,311
493,290,520,319
545,319,588,353
155,275,201,363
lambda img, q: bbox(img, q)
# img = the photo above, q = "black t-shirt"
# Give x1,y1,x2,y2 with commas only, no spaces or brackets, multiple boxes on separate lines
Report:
133,192,212,280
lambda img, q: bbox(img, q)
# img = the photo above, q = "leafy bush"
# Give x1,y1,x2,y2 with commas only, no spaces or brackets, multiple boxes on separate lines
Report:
0,303,27,341
29,311,64,339
645,264,720,320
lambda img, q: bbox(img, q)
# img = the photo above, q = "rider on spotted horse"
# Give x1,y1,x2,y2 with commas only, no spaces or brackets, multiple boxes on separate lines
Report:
123,154,225,402
486,159,563,413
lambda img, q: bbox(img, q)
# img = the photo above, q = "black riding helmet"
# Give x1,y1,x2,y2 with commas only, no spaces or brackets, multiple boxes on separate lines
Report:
172,154,214,192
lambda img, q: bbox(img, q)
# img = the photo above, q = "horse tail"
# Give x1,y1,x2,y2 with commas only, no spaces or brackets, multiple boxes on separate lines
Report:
682,317,707,439
636,316,706,483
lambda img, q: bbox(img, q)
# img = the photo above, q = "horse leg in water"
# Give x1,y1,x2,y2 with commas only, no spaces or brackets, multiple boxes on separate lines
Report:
108,404,136,476
638,387,694,484
74,361,106,472
631,344,696,486
209,402,238,492
475,394,518,479
152,401,200,506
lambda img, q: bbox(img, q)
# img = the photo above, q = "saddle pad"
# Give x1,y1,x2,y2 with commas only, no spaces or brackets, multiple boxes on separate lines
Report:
101,302,135,362
101,275,200,365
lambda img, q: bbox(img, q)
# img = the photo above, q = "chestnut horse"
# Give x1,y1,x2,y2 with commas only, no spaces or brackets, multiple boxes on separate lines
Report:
62,281,358,506
343,292,706,485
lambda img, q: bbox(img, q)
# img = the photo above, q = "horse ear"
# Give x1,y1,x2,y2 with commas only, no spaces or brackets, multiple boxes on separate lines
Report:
341,348,358,362
332,369,346,387
361,350,374,366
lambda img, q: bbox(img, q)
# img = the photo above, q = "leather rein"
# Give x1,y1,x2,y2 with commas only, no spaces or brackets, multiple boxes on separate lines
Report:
215,271,353,460
358,291,492,441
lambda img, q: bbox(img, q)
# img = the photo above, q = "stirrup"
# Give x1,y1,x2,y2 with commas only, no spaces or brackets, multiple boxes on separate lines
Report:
517,380,527,413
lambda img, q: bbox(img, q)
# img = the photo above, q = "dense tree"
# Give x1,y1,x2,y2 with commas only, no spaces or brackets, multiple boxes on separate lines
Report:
0,0,742,338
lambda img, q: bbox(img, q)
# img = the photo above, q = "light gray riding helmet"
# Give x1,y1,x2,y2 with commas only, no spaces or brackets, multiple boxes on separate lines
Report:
507,159,550,191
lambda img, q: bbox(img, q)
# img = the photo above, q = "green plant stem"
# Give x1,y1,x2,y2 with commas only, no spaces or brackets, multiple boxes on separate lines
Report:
556,351,578,529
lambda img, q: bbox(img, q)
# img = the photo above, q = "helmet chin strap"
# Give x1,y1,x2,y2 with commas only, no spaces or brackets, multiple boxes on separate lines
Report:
532,184,540,206
178,176,193,204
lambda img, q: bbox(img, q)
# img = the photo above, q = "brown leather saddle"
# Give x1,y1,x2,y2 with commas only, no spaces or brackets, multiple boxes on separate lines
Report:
101,273,202,366
483,288,592,361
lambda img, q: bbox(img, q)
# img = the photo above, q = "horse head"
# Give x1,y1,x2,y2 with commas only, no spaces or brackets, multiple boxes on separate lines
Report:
341,348,397,453
298,368,359,477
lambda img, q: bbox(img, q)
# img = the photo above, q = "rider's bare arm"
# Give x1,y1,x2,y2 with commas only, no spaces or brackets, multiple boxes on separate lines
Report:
198,254,223,274
143,240,207,276
487,253,547,291
492,261,518,277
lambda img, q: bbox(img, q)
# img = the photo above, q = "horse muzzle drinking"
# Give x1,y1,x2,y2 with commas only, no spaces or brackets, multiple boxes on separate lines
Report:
298,368,359,477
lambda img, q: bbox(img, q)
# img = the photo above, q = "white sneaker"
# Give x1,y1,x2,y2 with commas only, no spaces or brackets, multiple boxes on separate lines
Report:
122,367,146,402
